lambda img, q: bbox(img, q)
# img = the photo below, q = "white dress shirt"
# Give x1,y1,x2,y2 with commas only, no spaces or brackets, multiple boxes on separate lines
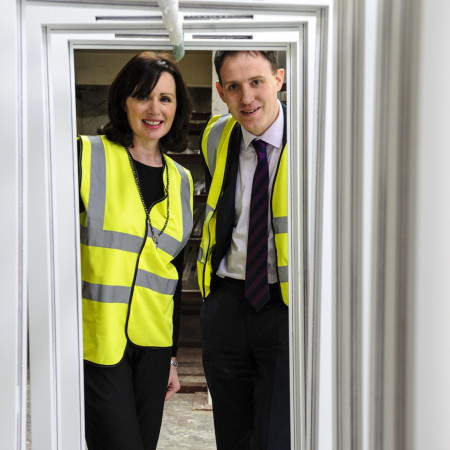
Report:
217,101,284,283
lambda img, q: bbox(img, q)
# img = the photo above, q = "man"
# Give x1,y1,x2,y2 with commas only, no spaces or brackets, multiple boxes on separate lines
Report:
197,50,289,449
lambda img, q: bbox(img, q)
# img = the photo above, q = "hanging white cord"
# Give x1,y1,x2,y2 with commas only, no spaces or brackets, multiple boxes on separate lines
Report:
157,0,185,61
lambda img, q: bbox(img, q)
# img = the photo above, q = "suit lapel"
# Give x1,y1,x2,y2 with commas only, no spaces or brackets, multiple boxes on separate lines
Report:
211,123,242,270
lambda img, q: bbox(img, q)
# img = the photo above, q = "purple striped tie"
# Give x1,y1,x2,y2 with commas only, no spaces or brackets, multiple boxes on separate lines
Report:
245,139,270,311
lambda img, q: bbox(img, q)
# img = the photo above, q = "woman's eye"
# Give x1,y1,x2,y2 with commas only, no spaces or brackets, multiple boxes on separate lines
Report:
161,96,171,103
136,95,148,101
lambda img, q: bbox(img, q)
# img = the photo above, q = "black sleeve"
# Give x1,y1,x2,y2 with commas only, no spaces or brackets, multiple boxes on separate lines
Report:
171,248,185,357
77,136,85,213
199,123,212,193
201,151,212,194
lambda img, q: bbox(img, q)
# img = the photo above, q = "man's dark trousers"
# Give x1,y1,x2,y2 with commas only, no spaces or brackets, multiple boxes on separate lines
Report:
201,277,290,450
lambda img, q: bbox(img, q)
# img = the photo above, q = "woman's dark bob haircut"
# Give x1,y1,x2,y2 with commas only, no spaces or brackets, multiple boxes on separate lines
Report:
98,51,192,153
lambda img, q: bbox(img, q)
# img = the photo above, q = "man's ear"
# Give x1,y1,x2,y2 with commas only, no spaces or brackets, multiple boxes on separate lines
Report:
216,81,226,102
275,68,285,92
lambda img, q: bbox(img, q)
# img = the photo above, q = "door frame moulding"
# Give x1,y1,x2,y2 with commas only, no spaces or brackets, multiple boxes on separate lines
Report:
24,1,333,449
0,0,27,449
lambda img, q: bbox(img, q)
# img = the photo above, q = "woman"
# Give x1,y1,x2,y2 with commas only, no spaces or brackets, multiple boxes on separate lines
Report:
78,51,193,449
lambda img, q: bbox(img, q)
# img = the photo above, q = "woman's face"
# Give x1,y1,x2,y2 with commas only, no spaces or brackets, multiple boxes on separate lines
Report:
125,71,177,148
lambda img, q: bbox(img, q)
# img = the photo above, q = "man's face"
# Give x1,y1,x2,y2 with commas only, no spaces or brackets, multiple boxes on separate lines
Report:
216,52,284,136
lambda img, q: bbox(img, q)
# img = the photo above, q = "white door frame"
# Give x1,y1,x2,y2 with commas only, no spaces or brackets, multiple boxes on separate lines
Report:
14,1,334,449
0,1,27,449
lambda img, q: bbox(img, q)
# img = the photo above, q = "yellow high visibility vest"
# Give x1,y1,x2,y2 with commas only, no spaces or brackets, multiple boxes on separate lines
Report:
197,115,289,306
79,135,193,366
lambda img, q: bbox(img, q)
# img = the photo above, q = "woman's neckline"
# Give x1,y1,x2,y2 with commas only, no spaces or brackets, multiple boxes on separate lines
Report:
132,158,164,170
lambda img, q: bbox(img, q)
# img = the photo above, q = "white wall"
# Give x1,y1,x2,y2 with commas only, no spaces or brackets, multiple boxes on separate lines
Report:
0,0,27,449
414,1,450,448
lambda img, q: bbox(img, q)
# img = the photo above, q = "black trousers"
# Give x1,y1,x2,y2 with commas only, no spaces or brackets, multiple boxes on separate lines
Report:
201,277,291,450
84,343,172,450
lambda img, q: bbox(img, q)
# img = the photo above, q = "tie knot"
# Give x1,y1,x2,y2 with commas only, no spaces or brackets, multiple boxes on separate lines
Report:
252,139,267,160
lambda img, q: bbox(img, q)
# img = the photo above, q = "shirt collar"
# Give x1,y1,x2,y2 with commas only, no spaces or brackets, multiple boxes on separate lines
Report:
241,100,284,150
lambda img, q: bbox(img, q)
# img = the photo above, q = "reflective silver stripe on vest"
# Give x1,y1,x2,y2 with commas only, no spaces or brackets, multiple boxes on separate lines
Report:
146,226,180,256
273,218,288,283
135,269,178,295
206,114,231,176
197,247,203,263
87,136,106,228
80,226,144,253
278,265,289,283
204,204,214,220
82,281,131,304
273,216,288,234
173,160,193,254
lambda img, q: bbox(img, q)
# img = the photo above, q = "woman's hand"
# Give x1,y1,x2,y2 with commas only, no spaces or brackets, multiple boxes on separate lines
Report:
165,359,181,401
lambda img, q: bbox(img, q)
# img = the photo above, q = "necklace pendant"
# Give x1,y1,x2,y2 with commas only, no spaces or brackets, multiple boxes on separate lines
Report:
152,235,159,248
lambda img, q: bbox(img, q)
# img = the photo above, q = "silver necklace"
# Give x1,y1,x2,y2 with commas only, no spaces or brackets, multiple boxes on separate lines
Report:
125,147,170,248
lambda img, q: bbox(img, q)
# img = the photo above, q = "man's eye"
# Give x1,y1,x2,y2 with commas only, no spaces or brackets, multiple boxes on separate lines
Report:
252,80,262,86
227,84,237,91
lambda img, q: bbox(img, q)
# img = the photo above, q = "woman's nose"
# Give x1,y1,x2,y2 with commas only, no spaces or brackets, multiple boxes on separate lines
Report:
146,100,158,113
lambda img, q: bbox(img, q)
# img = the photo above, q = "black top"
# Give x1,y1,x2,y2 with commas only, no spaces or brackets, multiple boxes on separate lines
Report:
133,160,165,208
79,145,183,357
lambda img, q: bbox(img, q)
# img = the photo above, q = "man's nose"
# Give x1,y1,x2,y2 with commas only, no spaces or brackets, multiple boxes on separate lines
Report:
241,85,253,104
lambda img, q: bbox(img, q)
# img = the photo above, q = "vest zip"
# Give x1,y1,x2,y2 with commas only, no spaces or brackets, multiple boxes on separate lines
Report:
124,162,169,343
144,159,168,222
148,192,168,214
124,219,148,343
